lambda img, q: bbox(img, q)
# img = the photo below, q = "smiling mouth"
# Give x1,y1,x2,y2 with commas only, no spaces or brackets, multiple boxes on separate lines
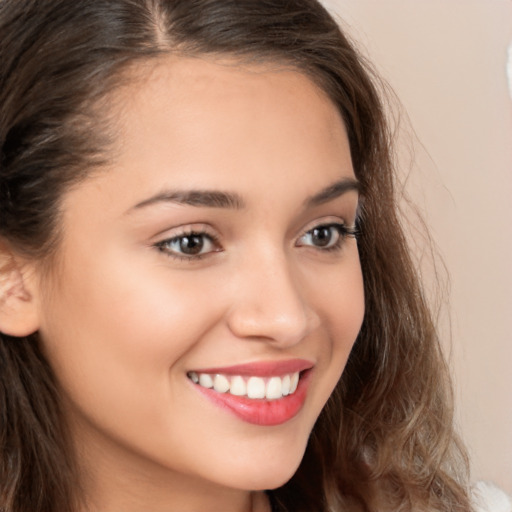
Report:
187,371,300,401
186,359,313,425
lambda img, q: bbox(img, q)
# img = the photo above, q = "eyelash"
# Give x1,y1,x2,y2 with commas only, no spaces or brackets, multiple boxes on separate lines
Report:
154,230,221,261
296,223,359,253
154,222,360,261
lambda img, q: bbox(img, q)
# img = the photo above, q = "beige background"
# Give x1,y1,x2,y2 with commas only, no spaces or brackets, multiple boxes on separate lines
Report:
321,0,512,494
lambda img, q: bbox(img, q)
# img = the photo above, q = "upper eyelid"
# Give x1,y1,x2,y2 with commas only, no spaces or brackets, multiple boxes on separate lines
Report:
151,223,219,241
297,222,352,242
297,216,352,236
151,216,354,242
150,224,222,259
153,231,221,261
156,230,221,249
150,211,359,240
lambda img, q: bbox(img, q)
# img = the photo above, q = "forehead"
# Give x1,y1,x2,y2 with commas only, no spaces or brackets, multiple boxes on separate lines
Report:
59,56,355,230
108,56,352,190
123,56,340,122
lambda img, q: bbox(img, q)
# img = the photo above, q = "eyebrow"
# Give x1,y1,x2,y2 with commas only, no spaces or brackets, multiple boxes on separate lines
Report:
305,177,360,207
129,177,359,213
131,189,245,211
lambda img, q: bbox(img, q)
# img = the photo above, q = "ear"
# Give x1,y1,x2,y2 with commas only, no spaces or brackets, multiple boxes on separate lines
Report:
0,243,40,337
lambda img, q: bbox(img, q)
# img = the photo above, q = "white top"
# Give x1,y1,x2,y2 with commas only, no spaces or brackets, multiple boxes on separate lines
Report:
473,482,512,512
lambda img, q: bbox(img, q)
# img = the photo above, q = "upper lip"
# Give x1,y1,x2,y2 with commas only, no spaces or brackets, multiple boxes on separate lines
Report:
189,358,314,377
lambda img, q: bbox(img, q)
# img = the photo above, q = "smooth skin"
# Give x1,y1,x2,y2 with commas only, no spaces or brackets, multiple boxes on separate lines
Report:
14,58,365,511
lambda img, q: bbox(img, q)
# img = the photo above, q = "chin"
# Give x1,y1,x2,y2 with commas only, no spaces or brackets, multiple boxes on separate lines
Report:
223,447,306,492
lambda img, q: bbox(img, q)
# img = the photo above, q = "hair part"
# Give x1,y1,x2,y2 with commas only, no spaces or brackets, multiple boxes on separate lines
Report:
0,1,472,511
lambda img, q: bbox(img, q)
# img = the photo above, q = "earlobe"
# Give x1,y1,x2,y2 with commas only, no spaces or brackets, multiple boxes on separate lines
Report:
0,245,40,338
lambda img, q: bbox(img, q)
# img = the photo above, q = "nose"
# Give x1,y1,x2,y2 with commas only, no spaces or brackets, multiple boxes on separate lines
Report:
225,250,320,347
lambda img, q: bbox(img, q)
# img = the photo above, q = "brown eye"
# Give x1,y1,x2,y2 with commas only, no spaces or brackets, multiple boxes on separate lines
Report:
310,226,337,247
178,235,205,255
298,224,343,249
156,232,218,258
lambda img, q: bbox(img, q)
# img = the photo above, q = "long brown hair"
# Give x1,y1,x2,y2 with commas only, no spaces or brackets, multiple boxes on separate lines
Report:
0,1,472,510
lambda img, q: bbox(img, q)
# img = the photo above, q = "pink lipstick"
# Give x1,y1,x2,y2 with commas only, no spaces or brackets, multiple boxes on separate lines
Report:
187,359,313,426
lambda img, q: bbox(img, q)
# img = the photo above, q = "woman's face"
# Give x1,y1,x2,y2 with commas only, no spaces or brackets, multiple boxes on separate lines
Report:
33,58,364,502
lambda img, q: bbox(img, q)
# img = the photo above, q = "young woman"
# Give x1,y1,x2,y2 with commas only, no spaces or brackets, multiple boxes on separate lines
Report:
0,1,473,511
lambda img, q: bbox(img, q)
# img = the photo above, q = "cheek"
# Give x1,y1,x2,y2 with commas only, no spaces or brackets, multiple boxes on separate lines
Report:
316,250,365,359
35,251,237,476
43,250,215,352
37,248,224,422
301,249,364,414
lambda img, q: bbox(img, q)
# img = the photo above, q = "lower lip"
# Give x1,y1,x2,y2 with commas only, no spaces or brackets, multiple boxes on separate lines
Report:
193,371,311,426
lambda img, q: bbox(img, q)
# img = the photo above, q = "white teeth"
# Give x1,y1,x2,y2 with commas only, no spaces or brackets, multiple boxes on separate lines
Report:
230,376,246,396
247,377,266,399
290,372,299,394
266,377,283,400
213,374,230,393
189,371,302,400
198,373,213,389
282,374,291,396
